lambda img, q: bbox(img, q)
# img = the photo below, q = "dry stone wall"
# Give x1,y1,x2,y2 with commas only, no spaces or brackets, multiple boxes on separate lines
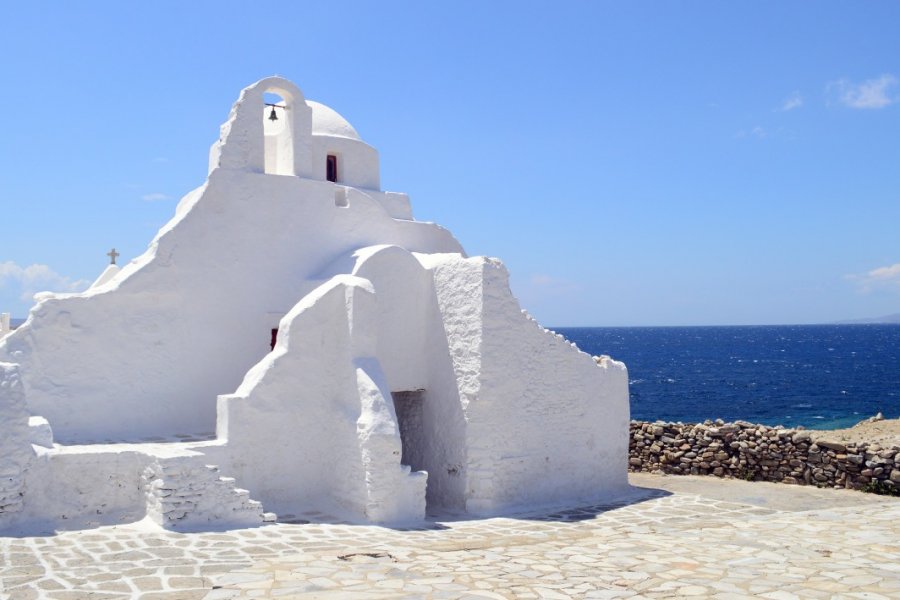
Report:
629,420,900,492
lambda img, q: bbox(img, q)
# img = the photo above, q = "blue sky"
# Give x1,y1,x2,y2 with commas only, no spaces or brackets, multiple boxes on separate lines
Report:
1,1,898,325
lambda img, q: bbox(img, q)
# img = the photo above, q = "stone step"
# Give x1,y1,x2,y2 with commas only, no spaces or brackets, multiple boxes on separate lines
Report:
143,459,274,529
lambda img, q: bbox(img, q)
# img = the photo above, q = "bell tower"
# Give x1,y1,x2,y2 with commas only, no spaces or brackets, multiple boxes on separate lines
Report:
208,76,313,178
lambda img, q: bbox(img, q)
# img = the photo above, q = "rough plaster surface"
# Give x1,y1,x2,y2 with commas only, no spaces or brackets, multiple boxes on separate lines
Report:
0,313,11,340
0,76,628,529
0,364,33,525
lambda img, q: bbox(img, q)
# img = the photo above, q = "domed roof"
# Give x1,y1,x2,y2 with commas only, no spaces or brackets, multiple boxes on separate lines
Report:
307,100,361,141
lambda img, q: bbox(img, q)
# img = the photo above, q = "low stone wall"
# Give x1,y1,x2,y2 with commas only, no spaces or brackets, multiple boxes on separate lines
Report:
629,420,900,492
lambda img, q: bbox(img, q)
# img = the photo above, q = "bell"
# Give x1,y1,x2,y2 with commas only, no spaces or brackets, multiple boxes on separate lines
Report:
268,106,278,121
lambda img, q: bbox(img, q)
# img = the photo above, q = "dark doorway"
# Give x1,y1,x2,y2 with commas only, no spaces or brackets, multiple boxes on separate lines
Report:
390,390,425,470
326,154,338,182
270,328,279,351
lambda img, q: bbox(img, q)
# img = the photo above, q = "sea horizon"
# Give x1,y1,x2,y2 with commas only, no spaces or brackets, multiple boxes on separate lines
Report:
556,324,900,431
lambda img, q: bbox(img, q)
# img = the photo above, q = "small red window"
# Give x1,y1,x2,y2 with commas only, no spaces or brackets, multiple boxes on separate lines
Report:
326,155,338,182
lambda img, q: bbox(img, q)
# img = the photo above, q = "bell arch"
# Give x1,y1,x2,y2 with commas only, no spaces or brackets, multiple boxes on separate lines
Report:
210,76,313,178
263,91,292,175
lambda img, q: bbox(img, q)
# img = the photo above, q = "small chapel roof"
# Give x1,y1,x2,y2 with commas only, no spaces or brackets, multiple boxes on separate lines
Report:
307,100,361,141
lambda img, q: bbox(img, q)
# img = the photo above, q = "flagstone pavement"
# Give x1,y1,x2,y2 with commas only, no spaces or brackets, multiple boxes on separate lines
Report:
2,473,898,599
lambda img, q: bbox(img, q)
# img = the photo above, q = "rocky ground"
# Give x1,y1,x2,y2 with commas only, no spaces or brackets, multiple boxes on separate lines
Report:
810,415,900,448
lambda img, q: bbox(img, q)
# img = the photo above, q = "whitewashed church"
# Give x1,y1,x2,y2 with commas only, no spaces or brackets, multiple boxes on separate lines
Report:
0,77,629,530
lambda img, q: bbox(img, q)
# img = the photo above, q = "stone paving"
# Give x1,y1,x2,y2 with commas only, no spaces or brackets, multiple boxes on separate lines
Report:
1,475,898,599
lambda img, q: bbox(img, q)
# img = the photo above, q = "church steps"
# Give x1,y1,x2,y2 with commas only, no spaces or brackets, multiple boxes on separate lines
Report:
143,458,275,529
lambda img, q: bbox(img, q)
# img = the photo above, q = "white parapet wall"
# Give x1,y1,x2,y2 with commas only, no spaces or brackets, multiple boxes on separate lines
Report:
0,313,10,339
0,76,629,530
0,363,34,526
422,253,631,515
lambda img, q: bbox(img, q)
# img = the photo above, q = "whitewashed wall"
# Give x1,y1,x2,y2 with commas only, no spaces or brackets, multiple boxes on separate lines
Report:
422,254,631,515
0,313,10,339
216,275,426,523
0,363,33,529
0,168,460,444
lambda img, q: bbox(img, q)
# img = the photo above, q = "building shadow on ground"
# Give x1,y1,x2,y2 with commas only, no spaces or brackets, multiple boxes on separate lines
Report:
1,486,673,537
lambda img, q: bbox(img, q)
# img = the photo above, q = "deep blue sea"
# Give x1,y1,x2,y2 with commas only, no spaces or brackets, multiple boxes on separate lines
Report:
555,325,900,430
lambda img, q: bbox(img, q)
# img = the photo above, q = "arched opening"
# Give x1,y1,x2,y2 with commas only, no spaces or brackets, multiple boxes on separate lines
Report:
326,154,338,182
263,91,294,175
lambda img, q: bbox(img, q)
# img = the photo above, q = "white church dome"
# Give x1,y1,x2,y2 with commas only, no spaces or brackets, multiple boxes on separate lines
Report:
307,100,361,141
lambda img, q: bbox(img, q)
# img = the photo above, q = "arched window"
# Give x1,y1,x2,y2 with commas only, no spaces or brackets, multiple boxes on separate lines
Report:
263,92,294,176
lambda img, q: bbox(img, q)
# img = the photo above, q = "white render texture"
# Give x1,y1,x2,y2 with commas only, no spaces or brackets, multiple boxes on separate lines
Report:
0,77,629,530
0,313,10,340
89,263,121,290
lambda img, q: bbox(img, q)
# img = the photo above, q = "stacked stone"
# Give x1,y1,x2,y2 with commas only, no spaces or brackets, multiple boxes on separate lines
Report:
629,419,900,492
143,459,276,528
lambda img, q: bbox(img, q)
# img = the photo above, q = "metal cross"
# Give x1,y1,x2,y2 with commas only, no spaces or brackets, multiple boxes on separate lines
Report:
107,248,120,265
